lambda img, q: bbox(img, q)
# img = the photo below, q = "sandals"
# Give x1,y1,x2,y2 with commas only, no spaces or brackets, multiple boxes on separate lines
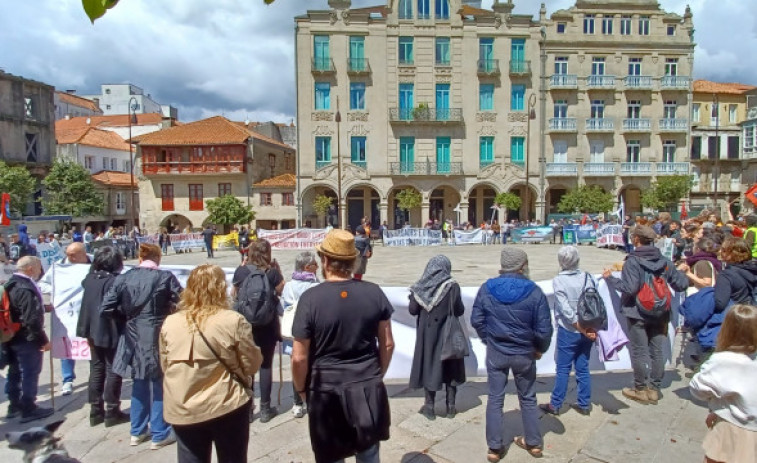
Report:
513,436,543,458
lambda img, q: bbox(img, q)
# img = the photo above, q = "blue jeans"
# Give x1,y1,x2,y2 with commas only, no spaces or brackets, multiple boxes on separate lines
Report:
550,326,593,409
61,358,76,384
5,340,44,410
333,443,380,463
131,377,171,442
485,347,541,450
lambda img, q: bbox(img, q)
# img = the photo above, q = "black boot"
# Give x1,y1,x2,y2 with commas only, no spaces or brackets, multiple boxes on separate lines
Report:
419,390,436,420
104,404,129,427
446,385,457,418
90,402,104,427
259,402,278,423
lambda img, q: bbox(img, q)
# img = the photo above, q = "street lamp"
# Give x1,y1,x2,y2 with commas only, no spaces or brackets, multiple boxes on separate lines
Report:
525,93,537,222
127,97,138,231
712,94,720,211
335,97,343,229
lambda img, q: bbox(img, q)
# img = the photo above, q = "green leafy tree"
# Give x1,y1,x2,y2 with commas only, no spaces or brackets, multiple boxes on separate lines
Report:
641,175,692,211
557,185,614,214
42,158,104,217
206,195,255,231
395,188,422,211
0,161,36,216
494,192,522,215
312,194,333,226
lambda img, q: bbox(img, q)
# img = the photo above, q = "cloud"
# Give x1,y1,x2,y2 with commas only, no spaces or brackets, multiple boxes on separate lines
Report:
0,0,754,123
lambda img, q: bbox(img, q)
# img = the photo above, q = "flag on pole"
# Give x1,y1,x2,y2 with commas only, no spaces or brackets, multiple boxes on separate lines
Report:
0,193,10,226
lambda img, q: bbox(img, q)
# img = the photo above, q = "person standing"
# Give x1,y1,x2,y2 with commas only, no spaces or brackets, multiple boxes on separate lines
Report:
159,229,171,256
713,237,757,313
238,226,250,262
83,226,94,253
622,215,635,254
602,225,688,405
408,255,466,420
202,225,215,259
76,246,128,427
71,226,83,243
160,264,262,463
292,229,394,463
471,248,553,461
3,256,54,423
540,246,597,417
353,226,372,281
101,244,182,449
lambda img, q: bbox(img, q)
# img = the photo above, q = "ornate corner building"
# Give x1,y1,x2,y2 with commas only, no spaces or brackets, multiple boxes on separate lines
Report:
294,0,695,230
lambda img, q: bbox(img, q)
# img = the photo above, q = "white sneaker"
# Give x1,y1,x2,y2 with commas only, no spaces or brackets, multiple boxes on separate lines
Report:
130,433,150,446
61,382,73,396
150,431,176,450
292,404,306,418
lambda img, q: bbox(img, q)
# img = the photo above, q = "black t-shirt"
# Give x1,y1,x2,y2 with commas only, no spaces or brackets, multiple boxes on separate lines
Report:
292,280,393,378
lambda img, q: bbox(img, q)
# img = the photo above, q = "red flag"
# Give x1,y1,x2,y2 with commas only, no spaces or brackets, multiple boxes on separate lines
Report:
746,184,757,207
680,201,688,220
0,193,10,226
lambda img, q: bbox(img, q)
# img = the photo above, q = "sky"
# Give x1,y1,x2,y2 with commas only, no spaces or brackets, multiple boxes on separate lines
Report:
1,0,754,123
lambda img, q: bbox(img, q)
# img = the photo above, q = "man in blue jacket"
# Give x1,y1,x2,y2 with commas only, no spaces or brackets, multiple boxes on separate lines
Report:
472,248,553,461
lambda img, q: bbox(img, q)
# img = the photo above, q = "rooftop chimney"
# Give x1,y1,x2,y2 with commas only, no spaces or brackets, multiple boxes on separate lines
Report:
66,89,76,94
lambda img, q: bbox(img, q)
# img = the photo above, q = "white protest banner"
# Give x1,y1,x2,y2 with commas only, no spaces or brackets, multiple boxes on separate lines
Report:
50,263,91,360
170,233,205,252
258,228,328,249
382,228,442,247
657,237,675,260
452,228,483,245
136,234,160,245
596,224,624,248
36,242,65,273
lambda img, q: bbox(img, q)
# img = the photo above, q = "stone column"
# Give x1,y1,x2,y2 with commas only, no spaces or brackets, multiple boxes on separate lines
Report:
379,202,388,227
458,203,469,226
421,202,430,226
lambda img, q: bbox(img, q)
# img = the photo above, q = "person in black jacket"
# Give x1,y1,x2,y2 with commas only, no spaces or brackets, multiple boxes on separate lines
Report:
3,256,54,423
76,246,128,427
353,226,372,281
713,237,757,313
603,225,688,405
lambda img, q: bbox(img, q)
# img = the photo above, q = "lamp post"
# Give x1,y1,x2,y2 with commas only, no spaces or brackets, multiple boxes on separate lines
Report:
525,93,537,222
127,97,138,231
335,97,343,229
712,94,720,211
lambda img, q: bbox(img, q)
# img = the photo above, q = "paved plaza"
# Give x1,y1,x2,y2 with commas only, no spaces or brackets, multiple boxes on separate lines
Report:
0,243,708,462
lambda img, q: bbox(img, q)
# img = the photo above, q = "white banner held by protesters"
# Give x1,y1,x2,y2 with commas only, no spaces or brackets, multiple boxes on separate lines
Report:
258,228,328,249
36,242,65,273
452,228,483,245
382,228,442,247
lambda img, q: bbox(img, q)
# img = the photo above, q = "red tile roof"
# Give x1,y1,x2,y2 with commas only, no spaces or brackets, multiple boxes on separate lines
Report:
253,173,296,188
133,116,293,149
55,113,167,132
92,171,136,188
461,4,491,16
56,92,102,113
694,80,757,95
56,125,131,151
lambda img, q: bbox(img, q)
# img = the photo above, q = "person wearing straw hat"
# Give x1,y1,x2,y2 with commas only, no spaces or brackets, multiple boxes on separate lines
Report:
291,229,394,463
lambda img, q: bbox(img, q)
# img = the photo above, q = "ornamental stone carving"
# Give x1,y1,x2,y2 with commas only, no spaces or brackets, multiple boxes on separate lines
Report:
343,162,370,180
478,125,497,136
329,11,338,25
508,113,528,123
341,10,351,25
311,111,334,121
348,124,371,136
313,162,338,180
348,112,369,122
478,162,502,180
651,56,659,64
508,125,527,137
398,66,416,77
312,125,334,136
476,112,497,122
494,15,503,29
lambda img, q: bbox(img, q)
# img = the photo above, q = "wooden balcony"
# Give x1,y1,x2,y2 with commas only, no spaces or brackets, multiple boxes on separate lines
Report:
142,160,245,175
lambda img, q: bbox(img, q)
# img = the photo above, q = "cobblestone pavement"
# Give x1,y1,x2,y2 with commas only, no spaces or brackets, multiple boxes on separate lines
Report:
0,242,708,462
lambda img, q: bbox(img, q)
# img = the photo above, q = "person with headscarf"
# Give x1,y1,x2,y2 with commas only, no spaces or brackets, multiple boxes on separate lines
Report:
408,255,466,420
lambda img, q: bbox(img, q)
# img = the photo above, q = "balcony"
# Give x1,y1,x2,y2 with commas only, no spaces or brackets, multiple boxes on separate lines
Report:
623,118,652,132
550,75,578,89
509,60,531,77
656,162,690,175
351,160,367,169
585,118,615,132
546,163,578,176
316,160,332,170
661,76,691,90
311,57,335,74
388,107,463,123
390,161,463,175
659,118,689,132
620,162,653,175
477,59,500,76
583,163,616,176
624,76,653,90
549,117,578,132
142,160,245,175
347,58,371,75
586,75,616,89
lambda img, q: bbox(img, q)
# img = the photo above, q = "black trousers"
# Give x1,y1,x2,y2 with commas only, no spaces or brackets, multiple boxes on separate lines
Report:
255,340,276,405
88,344,123,408
174,401,251,463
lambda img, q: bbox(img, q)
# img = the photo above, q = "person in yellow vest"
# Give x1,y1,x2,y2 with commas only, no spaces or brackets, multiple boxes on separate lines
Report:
743,215,757,258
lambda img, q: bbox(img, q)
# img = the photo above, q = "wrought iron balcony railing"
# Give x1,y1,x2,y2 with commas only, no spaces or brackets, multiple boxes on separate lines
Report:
311,58,335,73
509,60,531,76
477,59,500,76
389,107,463,123
347,58,371,74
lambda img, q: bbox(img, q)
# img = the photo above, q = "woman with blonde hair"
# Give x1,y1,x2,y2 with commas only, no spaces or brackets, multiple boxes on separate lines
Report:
160,264,262,463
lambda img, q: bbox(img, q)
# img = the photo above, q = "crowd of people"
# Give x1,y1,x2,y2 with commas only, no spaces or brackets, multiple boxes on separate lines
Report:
2,213,757,462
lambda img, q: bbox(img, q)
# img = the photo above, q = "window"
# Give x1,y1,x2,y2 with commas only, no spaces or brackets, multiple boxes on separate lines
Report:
218,183,232,196
435,0,449,19
591,100,605,118
418,0,430,19
436,137,451,172
664,100,677,119
106,105,111,110
662,141,676,163
105,88,111,95
664,58,678,76
693,103,701,122
351,136,366,164
435,37,450,65
554,100,568,118
591,57,605,76
639,16,650,35
116,192,126,211
282,193,295,206
628,57,642,76
25,133,37,162
189,184,203,211
711,101,719,121
399,37,414,65
349,36,365,71
102,157,108,170
583,14,595,34
729,104,738,123
746,126,755,149
260,193,272,206
399,83,414,119
690,136,702,160
728,136,740,159
511,137,525,164
313,35,330,70
511,38,525,65
602,16,613,35
314,82,330,110
511,85,525,111
620,15,631,35
554,57,568,75
122,160,131,172
708,136,719,160
553,140,568,163
350,83,365,110
315,136,332,167
161,184,174,211
590,140,605,163
110,158,117,171
557,22,566,34
667,25,676,36
84,156,94,170
24,97,35,119
436,83,450,119
627,100,641,119
398,0,412,19
480,137,494,166
400,137,415,171
626,140,641,163
479,84,494,111
479,38,494,68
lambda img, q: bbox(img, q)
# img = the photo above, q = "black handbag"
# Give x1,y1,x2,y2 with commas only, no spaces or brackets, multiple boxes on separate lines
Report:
440,292,470,361
577,273,608,331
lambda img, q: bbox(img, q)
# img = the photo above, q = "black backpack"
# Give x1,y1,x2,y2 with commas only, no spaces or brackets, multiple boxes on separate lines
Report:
233,266,277,327
577,272,608,331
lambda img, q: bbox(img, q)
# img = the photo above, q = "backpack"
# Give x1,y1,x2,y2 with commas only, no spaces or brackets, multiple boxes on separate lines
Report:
577,273,608,331
0,283,21,343
635,267,673,321
233,267,277,327
9,243,21,261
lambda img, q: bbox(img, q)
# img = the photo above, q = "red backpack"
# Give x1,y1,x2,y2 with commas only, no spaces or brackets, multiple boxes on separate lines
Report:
0,283,21,343
635,268,673,321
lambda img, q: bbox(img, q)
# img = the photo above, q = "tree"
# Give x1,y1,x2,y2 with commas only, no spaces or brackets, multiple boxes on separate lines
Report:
42,158,105,217
641,175,692,211
312,194,333,226
395,188,422,211
83,0,276,23
205,195,255,231
494,192,522,215
557,185,614,214
0,161,36,216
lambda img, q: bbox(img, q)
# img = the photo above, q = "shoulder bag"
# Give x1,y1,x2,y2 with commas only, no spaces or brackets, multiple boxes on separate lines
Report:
193,322,252,393
440,290,470,361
